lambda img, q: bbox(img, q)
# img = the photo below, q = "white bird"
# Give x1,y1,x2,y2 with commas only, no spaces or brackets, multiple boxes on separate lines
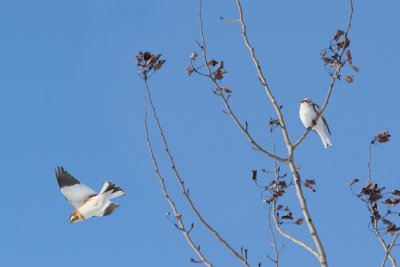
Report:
299,98,332,148
55,166,126,223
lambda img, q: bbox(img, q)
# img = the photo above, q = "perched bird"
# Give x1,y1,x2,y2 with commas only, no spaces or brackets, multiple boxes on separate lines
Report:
299,98,332,148
55,166,126,223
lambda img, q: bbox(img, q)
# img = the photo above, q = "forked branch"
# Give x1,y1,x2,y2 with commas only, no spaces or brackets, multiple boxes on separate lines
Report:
234,0,334,265
196,0,287,164
293,0,354,149
351,130,398,267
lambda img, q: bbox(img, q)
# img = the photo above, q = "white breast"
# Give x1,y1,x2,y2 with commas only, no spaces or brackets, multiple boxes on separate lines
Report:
299,103,317,128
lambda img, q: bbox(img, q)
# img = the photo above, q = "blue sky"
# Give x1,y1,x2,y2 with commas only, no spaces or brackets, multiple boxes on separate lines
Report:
1,0,399,266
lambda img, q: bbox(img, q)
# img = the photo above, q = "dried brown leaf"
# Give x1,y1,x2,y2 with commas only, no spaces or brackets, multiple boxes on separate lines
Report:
323,57,333,65
382,218,393,225
187,66,194,76
207,59,218,67
350,63,359,73
338,38,350,49
251,170,257,181
331,53,339,61
295,218,304,225
377,130,391,143
214,70,223,80
147,54,161,66
387,224,400,235
143,51,152,61
383,199,394,205
154,59,166,70
217,60,224,71
333,29,345,42
277,204,284,210
222,86,232,94
304,179,316,192
346,50,353,63
344,76,354,83
392,190,400,196
281,212,293,220
304,179,316,185
278,181,287,188
369,193,382,203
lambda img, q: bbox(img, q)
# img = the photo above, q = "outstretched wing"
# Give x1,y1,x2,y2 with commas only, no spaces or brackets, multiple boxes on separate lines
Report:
55,166,97,208
312,103,331,135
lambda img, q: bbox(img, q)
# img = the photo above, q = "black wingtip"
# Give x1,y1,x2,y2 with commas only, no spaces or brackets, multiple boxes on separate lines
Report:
55,166,81,188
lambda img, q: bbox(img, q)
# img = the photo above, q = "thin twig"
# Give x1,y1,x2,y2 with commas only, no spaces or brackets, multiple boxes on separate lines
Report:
268,124,318,259
372,219,398,267
235,0,292,150
145,76,249,266
365,135,398,267
235,0,335,265
267,205,280,267
293,0,354,149
267,126,280,267
381,232,399,267
144,88,213,267
367,141,373,183
197,0,287,164
271,200,319,258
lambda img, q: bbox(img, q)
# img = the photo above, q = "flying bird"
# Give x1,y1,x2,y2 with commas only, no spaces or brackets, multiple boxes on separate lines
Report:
299,98,332,148
55,166,126,223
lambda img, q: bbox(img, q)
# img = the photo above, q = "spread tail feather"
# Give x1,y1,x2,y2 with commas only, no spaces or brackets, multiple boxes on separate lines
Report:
99,181,126,199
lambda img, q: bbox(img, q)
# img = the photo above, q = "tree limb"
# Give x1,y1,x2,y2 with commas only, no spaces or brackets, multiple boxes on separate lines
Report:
145,77,249,266
293,0,354,149
144,87,213,267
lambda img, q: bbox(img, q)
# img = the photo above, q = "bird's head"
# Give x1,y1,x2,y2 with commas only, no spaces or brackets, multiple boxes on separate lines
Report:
69,210,84,224
300,98,312,104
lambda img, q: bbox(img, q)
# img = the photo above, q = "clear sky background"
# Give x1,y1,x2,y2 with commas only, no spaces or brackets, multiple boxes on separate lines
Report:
1,0,399,266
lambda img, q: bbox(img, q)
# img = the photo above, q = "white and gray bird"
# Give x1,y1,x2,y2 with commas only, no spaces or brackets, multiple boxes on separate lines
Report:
55,166,126,223
299,98,332,148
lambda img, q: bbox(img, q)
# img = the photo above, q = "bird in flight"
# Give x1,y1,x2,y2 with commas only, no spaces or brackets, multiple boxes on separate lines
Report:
299,98,332,148
55,166,126,223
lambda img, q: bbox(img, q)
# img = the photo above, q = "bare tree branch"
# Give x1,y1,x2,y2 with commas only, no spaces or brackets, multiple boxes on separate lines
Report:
367,141,373,183
267,122,319,260
234,0,331,265
235,0,292,150
351,130,398,267
267,205,280,267
293,0,354,149
197,0,287,164
144,76,249,266
271,200,318,258
144,84,213,267
373,220,398,267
